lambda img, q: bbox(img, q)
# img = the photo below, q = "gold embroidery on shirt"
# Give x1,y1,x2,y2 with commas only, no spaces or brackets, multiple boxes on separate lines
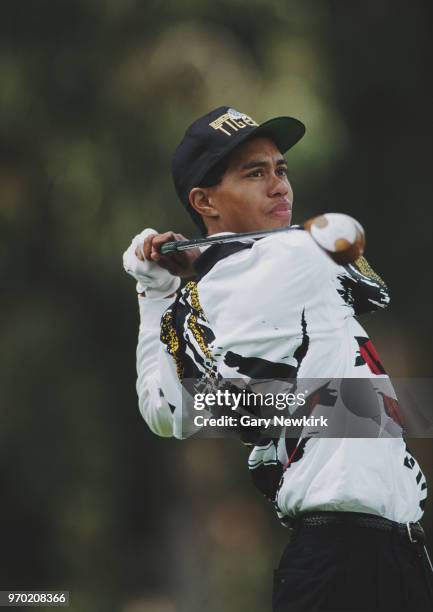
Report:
354,256,386,286
160,309,183,381
186,282,216,376
160,281,216,383
187,281,203,314
188,314,214,362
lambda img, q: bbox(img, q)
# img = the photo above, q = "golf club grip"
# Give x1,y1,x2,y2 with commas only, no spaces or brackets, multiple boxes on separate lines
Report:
160,240,193,254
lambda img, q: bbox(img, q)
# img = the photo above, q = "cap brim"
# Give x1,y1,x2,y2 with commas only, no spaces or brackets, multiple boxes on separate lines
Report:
252,116,306,153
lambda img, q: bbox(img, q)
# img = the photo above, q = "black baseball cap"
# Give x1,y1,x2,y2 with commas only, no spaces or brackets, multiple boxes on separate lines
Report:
172,106,305,233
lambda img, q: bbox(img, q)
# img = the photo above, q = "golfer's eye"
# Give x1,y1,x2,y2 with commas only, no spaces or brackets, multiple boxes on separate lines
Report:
247,169,264,177
277,166,289,176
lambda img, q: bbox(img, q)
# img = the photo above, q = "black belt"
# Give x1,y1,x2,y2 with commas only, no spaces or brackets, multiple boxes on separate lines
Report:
289,511,425,545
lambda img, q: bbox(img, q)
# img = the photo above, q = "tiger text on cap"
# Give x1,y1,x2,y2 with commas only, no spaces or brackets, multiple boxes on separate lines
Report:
209,108,259,136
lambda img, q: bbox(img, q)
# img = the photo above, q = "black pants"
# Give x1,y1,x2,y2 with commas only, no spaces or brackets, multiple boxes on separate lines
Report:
272,522,433,611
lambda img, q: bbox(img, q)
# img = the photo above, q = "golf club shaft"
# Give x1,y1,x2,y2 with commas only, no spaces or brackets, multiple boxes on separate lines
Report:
160,225,302,254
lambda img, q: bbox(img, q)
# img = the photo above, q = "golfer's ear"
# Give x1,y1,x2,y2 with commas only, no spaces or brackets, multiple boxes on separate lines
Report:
189,188,219,219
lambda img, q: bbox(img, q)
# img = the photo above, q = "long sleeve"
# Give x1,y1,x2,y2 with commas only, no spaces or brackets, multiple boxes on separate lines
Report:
136,295,175,437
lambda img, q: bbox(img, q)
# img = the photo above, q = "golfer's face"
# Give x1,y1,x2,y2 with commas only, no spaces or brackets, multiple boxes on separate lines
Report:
208,137,293,233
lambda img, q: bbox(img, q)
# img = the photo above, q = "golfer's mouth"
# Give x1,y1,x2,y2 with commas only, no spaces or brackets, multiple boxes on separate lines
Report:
269,201,292,219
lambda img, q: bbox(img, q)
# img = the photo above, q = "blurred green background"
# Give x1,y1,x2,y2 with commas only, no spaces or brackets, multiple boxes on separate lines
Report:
1,1,431,611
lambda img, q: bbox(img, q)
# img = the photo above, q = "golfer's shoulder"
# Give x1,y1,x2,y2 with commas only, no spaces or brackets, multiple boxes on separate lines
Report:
258,227,316,250
197,230,323,288
253,228,326,266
